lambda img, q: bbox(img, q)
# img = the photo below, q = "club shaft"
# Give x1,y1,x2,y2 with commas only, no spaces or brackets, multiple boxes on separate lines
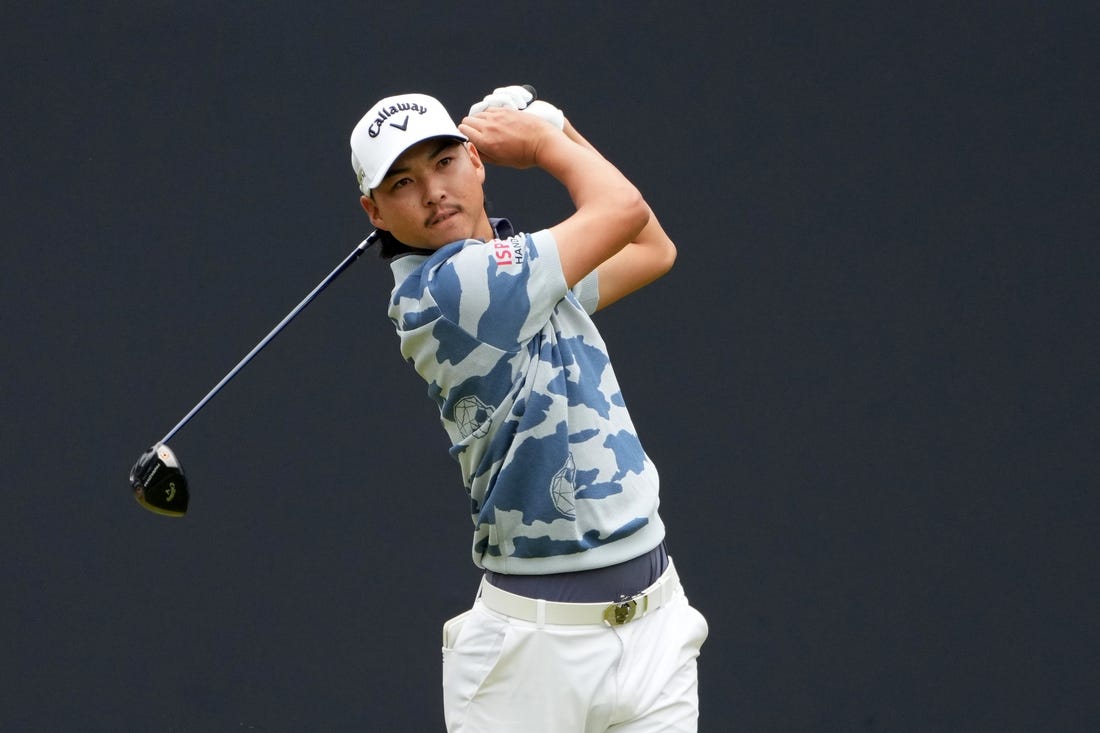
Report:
159,236,373,445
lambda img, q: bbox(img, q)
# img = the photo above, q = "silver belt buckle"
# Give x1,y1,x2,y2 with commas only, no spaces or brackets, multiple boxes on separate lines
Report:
603,595,643,626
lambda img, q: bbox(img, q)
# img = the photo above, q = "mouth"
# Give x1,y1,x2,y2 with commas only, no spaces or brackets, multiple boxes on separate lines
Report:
427,207,461,227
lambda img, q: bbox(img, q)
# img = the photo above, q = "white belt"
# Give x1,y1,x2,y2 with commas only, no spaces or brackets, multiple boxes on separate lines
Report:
477,558,681,626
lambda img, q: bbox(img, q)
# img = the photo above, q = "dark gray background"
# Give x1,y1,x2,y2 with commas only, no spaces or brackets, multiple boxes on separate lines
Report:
2,2,1096,730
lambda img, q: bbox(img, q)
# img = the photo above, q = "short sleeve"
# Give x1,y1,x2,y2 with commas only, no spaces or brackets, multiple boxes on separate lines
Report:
426,230,571,350
572,269,600,315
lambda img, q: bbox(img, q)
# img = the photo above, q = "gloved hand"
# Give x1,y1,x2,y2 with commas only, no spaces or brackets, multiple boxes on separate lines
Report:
469,85,565,130
469,85,532,114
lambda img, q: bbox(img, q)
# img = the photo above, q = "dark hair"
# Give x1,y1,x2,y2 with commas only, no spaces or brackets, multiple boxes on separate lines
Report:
373,230,433,260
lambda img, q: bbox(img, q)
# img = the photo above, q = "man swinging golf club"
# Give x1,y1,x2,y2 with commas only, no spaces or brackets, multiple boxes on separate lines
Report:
352,85,708,731
129,83,708,731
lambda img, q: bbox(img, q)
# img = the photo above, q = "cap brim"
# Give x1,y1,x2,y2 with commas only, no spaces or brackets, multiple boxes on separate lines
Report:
366,133,468,191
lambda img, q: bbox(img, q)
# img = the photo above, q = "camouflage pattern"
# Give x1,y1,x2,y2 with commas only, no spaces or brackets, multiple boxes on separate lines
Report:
389,230,665,574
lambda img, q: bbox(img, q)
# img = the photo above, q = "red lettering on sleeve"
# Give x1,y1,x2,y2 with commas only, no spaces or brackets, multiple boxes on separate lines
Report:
493,240,513,266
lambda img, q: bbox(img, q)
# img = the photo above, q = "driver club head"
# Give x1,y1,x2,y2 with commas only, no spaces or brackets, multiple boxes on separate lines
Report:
130,443,189,517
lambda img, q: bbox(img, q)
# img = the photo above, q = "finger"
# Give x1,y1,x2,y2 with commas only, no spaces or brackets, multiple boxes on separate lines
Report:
458,117,487,139
469,85,534,116
524,100,565,130
494,85,533,106
470,91,522,116
469,96,511,115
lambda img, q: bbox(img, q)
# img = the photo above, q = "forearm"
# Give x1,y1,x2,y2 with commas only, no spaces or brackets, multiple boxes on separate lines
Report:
593,208,676,309
562,119,600,156
558,119,677,308
534,131,646,237
561,118,672,257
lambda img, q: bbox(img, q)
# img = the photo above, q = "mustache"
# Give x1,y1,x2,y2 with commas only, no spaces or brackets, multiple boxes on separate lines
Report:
426,205,462,227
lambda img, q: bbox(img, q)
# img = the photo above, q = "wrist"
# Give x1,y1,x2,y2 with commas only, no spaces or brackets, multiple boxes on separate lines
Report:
530,128,578,173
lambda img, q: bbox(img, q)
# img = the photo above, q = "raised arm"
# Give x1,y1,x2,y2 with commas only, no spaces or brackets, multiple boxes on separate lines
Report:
459,108,650,290
559,120,677,309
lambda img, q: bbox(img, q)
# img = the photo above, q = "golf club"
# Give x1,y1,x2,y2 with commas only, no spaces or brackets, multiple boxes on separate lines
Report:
129,232,378,516
130,83,543,516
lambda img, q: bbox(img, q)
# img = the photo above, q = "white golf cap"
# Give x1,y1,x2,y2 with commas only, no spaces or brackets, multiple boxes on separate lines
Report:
350,93,467,194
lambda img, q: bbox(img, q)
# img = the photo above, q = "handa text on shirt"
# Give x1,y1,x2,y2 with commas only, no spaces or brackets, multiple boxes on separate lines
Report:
493,238,526,266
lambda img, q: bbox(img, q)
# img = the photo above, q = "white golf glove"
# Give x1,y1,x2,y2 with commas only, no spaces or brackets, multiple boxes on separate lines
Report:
469,85,565,130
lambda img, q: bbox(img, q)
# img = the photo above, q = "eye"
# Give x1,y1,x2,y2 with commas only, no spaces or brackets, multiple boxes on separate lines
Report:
391,177,412,190
438,156,453,168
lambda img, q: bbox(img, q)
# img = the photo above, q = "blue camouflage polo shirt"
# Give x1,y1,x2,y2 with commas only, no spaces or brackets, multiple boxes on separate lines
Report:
388,228,665,574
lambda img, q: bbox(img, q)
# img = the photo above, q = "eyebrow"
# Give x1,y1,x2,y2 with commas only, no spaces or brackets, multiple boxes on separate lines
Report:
382,139,462,182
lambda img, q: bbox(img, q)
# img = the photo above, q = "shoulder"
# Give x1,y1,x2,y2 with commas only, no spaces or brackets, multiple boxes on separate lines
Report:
423,231,560,282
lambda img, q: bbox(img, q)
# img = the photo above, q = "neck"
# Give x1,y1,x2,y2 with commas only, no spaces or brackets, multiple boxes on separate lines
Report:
471,213,494,241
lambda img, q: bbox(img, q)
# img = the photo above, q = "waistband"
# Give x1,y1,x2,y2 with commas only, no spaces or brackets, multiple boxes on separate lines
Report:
476,558,681,627
484,541,668,602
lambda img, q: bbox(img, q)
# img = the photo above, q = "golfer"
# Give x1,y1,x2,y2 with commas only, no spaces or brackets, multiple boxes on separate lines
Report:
350,85,707,732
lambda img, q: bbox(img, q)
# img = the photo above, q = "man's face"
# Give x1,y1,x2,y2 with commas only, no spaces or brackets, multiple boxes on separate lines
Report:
361,137,492,249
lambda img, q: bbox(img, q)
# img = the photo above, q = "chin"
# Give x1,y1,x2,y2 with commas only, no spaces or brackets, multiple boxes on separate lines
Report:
428,224,475,247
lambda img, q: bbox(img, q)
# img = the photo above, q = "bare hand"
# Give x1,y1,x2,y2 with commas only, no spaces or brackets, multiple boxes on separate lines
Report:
458,107,562,170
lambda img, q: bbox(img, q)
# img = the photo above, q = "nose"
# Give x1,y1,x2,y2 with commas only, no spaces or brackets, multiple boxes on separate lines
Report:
422,174,447,206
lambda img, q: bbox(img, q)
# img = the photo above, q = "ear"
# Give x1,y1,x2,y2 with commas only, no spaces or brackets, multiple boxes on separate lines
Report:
360,195,386,229
465,142,487,185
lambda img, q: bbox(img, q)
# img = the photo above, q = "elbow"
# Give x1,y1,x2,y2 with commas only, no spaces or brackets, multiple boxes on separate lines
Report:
613,188,649,245
649,236,677,282
640,202,677,278
658,238,677,276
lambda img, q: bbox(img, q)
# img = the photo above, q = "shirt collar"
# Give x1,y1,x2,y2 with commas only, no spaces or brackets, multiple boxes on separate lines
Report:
377,217,515,261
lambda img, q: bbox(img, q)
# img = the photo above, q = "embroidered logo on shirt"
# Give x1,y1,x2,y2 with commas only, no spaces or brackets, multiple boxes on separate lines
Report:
550,453,577,519
454,395,493,439
491,237,526,267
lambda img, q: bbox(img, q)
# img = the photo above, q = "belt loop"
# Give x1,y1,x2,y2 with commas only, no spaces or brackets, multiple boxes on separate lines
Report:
536,598,547,627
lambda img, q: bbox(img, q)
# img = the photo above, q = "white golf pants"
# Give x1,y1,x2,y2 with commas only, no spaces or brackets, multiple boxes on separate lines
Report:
441,569,708,732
